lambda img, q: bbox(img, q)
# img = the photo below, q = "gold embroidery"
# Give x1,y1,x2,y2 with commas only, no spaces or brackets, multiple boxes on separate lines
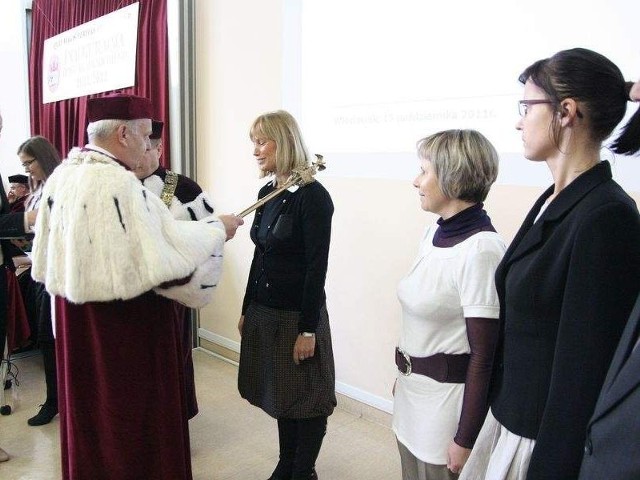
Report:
160,171,179,208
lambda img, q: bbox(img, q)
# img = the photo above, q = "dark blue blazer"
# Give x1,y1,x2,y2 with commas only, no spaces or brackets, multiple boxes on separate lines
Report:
579,293,640,480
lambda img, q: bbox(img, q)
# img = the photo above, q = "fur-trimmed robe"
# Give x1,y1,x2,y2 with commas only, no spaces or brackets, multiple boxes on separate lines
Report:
142,166,215,221
31,147,227,480
32,148,226,308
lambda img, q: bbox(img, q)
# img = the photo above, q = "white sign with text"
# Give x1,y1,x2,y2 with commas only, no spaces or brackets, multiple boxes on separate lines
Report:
42,2,139,104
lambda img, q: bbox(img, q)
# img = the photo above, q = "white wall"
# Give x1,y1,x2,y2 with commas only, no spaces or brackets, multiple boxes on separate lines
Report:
196,0,640,413
5,0,638,414
194,0,284,347
0,0,32,182
283,0,640,192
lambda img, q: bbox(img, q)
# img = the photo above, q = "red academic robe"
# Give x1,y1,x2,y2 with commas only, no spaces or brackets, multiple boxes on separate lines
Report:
55,292,192,480
9,195,26,213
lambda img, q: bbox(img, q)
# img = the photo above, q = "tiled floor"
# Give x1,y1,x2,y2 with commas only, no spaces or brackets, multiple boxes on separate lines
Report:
1,349,400,479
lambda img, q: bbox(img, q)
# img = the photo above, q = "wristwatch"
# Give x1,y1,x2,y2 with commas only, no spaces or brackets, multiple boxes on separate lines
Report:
300,332,315,338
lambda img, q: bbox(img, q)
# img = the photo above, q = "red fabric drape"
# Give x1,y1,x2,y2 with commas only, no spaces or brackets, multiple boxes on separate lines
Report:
29,0,170,167
5,269,30,352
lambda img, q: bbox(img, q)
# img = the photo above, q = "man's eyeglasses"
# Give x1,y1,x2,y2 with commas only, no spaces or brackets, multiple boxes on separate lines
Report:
21,158,37,168
518,100,554,117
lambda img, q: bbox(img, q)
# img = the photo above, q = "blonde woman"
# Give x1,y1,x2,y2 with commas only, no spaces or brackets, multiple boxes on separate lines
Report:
393,129,505,480
238,110,335,480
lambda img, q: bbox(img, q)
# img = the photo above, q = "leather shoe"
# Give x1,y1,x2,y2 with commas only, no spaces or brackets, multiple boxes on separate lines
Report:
0,447,9,462
27,403,58,426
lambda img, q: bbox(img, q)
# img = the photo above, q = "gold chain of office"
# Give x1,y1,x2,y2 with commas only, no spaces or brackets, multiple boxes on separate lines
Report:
160,171,179,208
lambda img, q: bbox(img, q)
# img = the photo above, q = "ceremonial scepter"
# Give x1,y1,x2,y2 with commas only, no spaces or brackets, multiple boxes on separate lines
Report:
236,155,326,218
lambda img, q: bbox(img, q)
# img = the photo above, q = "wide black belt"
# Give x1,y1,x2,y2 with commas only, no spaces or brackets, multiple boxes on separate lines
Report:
395,347,469,383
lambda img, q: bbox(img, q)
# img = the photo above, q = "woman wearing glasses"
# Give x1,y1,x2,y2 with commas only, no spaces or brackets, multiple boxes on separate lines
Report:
17,135,62,426
460,49,640,480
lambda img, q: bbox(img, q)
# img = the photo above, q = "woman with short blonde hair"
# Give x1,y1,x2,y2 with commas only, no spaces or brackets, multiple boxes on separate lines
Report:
393,129,505,480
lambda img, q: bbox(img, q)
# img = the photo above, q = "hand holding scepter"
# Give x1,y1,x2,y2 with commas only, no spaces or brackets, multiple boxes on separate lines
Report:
236,154,326,218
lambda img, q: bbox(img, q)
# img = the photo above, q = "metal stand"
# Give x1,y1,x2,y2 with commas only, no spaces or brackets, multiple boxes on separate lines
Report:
0,338,12,415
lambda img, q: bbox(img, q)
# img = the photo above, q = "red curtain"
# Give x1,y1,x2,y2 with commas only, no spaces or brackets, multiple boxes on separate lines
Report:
29,0,170,167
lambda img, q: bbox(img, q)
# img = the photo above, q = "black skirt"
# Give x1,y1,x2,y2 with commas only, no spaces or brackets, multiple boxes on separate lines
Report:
238,302,336,419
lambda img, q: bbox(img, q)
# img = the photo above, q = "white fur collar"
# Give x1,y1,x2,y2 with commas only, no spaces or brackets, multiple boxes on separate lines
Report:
32,148,225,304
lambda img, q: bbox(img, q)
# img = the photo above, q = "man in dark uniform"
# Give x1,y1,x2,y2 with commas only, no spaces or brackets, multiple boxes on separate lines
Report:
6,174,33,335
7,174,29,213
134,120,214,419
579,294,640,480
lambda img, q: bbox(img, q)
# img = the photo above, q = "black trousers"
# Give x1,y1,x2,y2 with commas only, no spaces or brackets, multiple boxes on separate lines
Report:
17,267,38,341
0,266,7,368
35,282,57,406
272,415,327,480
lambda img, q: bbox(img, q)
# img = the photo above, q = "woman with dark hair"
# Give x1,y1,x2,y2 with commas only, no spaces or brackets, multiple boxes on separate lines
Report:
17,135,62,426
18,136,61,210
460,48,640,480
238,110,335,480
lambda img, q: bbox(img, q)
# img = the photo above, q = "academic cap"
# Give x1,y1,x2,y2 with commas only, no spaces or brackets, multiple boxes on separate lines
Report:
87,94,153,123
8,174,28,184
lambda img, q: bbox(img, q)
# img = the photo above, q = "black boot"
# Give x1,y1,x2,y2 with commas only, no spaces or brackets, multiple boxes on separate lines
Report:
41,342,58,407
28,342,58,426
268,418,297,480
291,416,327,480
27,401,58,426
